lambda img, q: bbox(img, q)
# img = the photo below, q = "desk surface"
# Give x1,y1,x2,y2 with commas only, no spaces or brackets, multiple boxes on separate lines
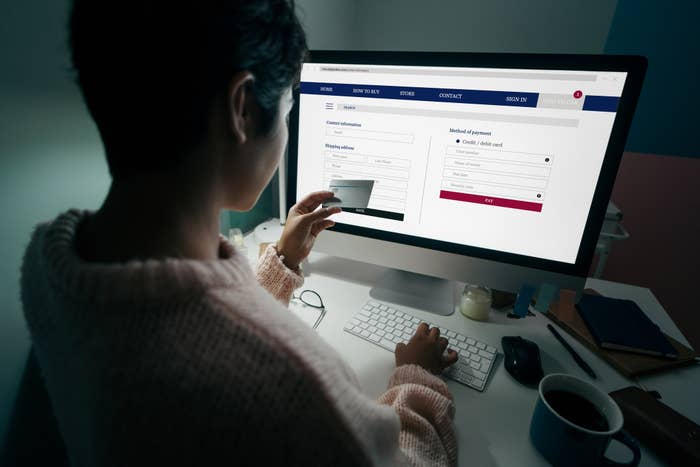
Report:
245,240,698,466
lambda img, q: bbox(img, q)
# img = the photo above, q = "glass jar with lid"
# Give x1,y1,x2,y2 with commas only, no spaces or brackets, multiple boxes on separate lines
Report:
459,284,492,321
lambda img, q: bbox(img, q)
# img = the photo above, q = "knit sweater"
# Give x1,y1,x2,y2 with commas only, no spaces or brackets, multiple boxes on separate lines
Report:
21,210,457,466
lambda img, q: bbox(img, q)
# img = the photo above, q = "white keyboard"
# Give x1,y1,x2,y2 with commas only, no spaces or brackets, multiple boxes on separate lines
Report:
344,300,498,391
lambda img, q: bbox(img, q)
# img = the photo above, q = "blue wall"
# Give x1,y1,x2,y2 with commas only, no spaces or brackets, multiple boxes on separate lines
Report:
605,0,700,158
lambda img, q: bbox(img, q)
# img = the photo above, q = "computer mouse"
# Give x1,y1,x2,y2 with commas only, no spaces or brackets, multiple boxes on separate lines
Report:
501,336,544,386
322,196,342,207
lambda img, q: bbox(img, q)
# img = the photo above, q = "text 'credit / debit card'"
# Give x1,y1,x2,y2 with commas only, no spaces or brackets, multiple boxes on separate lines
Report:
323,179,375,209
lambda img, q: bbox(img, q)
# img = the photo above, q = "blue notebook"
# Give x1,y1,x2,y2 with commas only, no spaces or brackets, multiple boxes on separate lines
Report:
577,295,678,359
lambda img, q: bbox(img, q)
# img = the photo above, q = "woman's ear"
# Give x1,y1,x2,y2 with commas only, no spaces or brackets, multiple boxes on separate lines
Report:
227,71,256,144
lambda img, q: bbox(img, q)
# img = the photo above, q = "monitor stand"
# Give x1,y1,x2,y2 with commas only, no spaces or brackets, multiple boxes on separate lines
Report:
369,269,459,316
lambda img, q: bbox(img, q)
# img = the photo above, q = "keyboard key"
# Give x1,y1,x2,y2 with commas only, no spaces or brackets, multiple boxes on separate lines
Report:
478,350,492,359
470,361,480,369
360,323,369,329
357,315,369,322
379,338,395,351
446,330,456,338
457,371,473,383
470,354,481,362
369,333,381,342
456,334,467,342
466,338,476,345
369,300,379,307
457,342,468,350
476,342,486,350
457,358,469,368
486,345,496,354
468,346,478,353
361,330,370,338
369,319,378,326
480,361,491,372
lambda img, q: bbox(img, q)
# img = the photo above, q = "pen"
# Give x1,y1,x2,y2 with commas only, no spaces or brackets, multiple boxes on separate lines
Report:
547,324,597,379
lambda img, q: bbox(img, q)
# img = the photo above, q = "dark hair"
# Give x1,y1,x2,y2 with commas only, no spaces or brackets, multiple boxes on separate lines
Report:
69,1,307,178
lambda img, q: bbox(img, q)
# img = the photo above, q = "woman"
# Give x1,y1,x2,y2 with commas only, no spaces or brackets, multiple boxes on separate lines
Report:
21,1,459,465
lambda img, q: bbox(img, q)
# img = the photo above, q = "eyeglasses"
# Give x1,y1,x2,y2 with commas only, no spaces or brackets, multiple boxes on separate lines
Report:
291,289,326,329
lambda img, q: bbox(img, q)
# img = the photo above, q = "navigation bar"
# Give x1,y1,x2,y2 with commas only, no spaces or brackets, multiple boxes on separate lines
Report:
301,82,538,108
301,82,619,112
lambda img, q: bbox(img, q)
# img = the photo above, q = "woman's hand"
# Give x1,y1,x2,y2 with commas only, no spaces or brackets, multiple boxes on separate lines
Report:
276,190,341,269
395,323,459,374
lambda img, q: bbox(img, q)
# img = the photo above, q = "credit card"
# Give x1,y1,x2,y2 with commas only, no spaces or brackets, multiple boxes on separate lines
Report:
323,179,375,209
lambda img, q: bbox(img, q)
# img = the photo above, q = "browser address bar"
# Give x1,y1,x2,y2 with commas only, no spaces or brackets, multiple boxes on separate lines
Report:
318,66,596,82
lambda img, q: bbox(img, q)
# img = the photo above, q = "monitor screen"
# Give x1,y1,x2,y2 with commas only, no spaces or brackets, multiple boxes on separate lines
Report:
290,53,645,276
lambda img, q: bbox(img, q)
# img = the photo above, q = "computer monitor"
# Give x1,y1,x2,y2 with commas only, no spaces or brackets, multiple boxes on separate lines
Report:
288,51,646,315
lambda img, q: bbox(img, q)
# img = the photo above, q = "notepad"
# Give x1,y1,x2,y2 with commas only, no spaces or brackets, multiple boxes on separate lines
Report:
577,295,678,359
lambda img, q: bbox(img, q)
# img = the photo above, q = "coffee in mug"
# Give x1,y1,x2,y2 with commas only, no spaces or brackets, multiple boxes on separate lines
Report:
530,373,641,467
544,389,609,432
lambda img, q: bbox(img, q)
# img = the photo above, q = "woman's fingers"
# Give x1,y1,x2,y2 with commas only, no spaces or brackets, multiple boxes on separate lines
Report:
416,323,430,336
301,206,341,226
395,342,407,355
442,349,459,367
296,190,335,213
311,219,335,237
428,327,440,342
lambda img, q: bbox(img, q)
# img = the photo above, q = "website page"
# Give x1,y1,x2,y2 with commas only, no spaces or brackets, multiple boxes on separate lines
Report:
295,64,627,264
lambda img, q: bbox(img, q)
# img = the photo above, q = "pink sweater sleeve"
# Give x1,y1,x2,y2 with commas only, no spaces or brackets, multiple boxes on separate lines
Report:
378,364,458,467
255,243,304,305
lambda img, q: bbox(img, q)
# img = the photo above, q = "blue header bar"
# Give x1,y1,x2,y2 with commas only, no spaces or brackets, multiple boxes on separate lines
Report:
301,81,620,112
301,82,538,108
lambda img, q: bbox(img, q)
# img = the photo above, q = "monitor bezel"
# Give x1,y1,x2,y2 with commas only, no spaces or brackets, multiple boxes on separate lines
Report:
287,51,646,277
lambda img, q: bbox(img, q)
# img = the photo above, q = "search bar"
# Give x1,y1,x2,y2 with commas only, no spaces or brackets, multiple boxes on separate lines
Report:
336,104,579,128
